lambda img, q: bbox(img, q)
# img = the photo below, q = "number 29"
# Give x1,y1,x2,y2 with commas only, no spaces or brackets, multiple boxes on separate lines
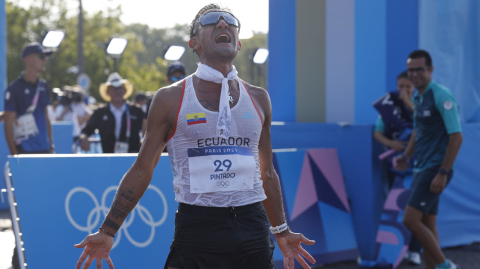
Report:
214,159,232,172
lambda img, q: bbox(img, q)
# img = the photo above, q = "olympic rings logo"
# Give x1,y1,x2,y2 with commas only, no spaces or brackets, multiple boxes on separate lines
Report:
65,185,168,249
217,181,230,188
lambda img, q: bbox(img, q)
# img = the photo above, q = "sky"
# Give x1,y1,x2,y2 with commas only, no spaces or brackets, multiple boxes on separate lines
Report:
16,0,269,37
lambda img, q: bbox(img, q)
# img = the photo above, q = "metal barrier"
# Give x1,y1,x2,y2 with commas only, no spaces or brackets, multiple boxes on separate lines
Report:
4,162,26,269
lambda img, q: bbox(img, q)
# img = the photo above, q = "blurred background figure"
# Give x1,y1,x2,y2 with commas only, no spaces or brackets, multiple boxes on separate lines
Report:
166,61,186,84
4,42,54,155
373,71,415,165
54,85,92,142
373,71,421,265
79,73,145,153
134,92,149,114
3,41,55,269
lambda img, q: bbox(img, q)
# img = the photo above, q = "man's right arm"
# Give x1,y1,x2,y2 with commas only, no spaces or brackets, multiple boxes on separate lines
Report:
394,129,415,171
99,88,175,235
4,111,17,155
75,84,183,269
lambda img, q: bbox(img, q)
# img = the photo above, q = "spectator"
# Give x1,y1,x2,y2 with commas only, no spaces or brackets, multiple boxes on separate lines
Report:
3,42,55,269
79,73,145,153
55,85,92,142
4,42,54,155
373,71,421,265
133,92,148,114
166,61,186,84
144,62,187,120
373,71,414,156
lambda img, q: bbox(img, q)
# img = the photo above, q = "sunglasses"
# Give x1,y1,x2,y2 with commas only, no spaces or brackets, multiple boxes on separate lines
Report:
170,75,185,82
197,11,240,29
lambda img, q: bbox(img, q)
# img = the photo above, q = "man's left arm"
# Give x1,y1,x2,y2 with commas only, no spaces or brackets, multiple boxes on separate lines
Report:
251,85,315,269
431,91,463,193
45,106,54,153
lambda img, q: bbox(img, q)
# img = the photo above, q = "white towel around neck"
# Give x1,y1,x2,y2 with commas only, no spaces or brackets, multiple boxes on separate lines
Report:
194,63,238,138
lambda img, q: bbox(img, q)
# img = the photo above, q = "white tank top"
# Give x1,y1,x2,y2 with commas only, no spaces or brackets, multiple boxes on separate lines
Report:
166,76,267,207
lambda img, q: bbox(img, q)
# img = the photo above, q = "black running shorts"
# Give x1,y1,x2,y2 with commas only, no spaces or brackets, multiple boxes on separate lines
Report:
407,165,453,215
164,202,275,269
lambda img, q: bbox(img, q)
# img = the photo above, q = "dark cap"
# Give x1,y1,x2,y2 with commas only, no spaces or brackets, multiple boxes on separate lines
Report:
134,93,148,102
167,61,186,77
22,42,53,58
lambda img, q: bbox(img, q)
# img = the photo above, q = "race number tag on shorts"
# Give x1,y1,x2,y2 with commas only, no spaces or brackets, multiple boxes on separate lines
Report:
114,142,129,153
188,146,256,193
14,113,39,141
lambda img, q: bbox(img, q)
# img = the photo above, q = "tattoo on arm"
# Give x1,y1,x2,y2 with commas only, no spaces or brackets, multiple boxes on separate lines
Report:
199,100,218,111
113,197,134,212
103,218,120,231
119,186,138,203
110,207,127,219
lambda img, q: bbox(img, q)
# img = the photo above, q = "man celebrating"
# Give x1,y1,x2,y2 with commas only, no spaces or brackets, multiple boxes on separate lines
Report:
79,73,145,153
395,50,462,269
75,4,315,269
4,42,54,155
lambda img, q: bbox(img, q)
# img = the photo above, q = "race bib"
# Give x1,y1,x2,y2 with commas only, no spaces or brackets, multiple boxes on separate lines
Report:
14,113,39,141
188,146,256,193
114,141,129,153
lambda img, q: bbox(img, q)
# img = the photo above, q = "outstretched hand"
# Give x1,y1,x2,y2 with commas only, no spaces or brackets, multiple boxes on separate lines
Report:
74,231,115,269
276,230,316,269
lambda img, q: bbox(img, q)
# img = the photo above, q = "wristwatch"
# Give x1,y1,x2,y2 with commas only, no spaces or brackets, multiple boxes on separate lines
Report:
439,168,448,175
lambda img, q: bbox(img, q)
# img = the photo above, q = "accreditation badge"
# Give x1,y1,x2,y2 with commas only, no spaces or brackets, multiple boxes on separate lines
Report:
14,113,39,141
187,146,256,193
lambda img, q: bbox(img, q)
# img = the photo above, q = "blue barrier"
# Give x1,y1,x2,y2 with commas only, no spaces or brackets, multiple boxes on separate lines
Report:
271,122,480,260
272,148,358,267
437,123,480,247
6,123,480,267
0,122,73,210
271,123,385,260
9,154,175,268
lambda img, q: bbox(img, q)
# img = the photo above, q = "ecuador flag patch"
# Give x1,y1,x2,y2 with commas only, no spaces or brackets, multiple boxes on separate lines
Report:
186,112,207,126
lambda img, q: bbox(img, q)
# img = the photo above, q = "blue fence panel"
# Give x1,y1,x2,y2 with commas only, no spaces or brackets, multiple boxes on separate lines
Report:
0,122,72,210
9,154,176,268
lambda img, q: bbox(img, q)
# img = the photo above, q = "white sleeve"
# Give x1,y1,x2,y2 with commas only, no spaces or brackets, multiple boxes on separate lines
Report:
55,105,64,119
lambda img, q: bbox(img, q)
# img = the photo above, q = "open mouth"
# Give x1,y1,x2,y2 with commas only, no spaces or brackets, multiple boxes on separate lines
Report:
215,34,232,44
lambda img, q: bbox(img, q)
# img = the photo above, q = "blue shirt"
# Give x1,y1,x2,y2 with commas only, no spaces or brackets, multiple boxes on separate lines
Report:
4,74,51,152
412,80,461,172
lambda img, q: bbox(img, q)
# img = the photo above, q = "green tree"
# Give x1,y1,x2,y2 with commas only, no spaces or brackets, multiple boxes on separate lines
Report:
125,24,268,89
6,0,168,103
6,0,268,105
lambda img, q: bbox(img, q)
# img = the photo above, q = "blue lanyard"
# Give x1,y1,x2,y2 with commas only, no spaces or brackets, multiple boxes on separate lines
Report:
26,81,42,114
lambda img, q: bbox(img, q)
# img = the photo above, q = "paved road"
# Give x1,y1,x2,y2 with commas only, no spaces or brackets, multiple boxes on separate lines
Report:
317,245,480,269
1,209,479,269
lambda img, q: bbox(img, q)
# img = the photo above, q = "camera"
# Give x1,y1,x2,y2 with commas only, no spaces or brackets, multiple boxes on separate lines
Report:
54,85,84,106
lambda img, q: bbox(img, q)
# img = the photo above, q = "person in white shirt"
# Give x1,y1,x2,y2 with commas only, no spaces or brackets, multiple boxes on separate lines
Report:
55,85,92,141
